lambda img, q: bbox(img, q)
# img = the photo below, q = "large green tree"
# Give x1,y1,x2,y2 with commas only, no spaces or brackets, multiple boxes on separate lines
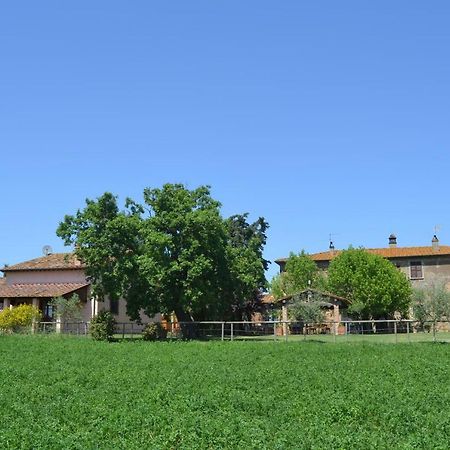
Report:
57,184,268,324
327,248,412,319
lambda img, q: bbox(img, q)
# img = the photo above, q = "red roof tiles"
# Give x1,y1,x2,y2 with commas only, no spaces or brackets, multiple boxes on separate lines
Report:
275,245,450,264
1,253,85,272
0,282,89,298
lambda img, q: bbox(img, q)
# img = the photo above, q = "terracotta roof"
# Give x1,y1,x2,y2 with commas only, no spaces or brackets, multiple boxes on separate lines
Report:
1,253,84,272
261,293,275,304
0,282,89,298
275,245,450,264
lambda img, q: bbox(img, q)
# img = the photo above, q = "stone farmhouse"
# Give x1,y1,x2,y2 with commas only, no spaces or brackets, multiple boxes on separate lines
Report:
275,235,450,290
0,253,154,323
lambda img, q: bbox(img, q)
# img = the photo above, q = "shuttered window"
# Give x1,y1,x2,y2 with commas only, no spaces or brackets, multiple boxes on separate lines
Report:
410,261,423,279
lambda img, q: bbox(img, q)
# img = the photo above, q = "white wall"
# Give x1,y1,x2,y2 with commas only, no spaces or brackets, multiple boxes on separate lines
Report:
6,269,87,285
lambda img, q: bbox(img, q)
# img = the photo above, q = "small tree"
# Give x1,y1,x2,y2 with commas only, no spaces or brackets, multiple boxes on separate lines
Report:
270,251,326,299
289,292,325,324
412,280,450,331
90,311,116,341
50,294,83,323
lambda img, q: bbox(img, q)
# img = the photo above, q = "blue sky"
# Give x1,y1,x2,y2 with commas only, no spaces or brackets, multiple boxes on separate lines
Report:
1,1,449,280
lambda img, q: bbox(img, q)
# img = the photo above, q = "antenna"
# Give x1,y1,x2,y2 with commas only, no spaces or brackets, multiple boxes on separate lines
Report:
434,225,441,235
42,245,53,256
329,233,339,250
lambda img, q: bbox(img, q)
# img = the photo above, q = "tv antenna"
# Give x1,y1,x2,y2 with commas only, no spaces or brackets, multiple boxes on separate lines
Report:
328,233,339,250
434,225,441,235
42,245,53,256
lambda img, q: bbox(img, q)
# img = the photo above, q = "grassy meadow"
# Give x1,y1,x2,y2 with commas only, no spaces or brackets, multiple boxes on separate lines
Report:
0,336,449,449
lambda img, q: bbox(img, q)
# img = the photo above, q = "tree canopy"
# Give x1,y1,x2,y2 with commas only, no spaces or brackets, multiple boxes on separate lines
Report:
270,251,325,299
327,248,412,319
57,184,268,322
412,278,450,326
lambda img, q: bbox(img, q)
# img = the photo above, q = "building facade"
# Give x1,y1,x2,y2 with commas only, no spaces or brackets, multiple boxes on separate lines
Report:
0,253,157,323
275,235,450,290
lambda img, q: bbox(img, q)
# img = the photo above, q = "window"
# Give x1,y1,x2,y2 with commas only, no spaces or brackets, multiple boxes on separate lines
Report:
410,261,423,279
44,304,54,319
110,299,119,315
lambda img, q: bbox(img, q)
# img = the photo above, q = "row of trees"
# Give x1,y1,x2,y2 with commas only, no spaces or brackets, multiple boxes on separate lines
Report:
271,248,450,323
57,184,269,323
54,183,449,324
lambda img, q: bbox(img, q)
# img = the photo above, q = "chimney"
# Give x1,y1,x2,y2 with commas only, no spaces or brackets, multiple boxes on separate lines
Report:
388,234,397,248
432,234,439,252
329,241,335,251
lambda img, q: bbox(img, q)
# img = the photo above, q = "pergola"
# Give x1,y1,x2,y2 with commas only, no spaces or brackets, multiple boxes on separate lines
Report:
266,288,350,335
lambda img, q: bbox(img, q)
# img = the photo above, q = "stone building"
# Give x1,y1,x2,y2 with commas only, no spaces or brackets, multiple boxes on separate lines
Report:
275,235,450,289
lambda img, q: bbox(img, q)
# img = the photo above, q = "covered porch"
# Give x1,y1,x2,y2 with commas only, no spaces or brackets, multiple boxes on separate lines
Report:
0,280,90,321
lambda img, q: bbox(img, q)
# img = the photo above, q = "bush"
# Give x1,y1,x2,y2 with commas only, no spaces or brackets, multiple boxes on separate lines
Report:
0,304,41,333
90,311,116,341
142,322,167,341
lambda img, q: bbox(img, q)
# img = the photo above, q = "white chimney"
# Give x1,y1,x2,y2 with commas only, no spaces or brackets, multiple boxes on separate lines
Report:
432,235,439,252
388,234,397,248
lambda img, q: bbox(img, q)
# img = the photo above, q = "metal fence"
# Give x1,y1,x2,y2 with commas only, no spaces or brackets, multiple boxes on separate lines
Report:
34,319,450,343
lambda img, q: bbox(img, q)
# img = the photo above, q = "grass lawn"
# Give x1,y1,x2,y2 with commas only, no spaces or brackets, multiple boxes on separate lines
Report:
0,336,449,449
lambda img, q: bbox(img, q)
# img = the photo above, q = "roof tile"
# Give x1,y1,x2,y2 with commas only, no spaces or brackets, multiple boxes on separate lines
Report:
1,253,84,272
275,246,450,264
0,282,89,298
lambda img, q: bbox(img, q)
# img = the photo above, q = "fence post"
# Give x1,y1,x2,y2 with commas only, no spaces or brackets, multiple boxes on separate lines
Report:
333,322,336,344
85,322,88,335
285,322,288,342
273,322,277,341
230,323,234,341
345,322,348,342
122,323,125,340
433,321,436,343
407,321,410,343
394,321,397,343
221,322,225,341
56,317,62,334
131,323,134,340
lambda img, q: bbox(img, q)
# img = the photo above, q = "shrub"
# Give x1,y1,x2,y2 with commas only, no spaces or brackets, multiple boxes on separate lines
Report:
0,304,41,333
90,311,116,341
142,322,167,341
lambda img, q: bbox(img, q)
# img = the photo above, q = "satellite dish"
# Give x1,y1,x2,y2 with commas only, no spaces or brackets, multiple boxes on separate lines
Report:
42,245,53,256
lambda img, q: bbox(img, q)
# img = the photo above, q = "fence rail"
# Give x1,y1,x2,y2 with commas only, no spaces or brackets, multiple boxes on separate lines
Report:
30,319,450,343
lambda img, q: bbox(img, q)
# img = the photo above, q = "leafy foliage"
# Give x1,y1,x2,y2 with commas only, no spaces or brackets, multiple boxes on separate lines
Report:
50,294,83,322
57,184,268,322
0,304,41,333
289,293,326,323
327,248,412,319
142,322,167,341
90,311,116,341
412,279,450,326
270,251,325,299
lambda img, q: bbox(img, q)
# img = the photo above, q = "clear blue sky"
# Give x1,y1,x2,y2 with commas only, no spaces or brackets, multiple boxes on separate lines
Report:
1,1,449,280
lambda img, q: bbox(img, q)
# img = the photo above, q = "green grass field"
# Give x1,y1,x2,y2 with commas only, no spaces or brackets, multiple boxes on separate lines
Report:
0,336,449,449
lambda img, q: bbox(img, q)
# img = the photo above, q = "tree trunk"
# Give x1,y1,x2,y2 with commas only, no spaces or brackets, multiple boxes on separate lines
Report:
174,307,197,339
